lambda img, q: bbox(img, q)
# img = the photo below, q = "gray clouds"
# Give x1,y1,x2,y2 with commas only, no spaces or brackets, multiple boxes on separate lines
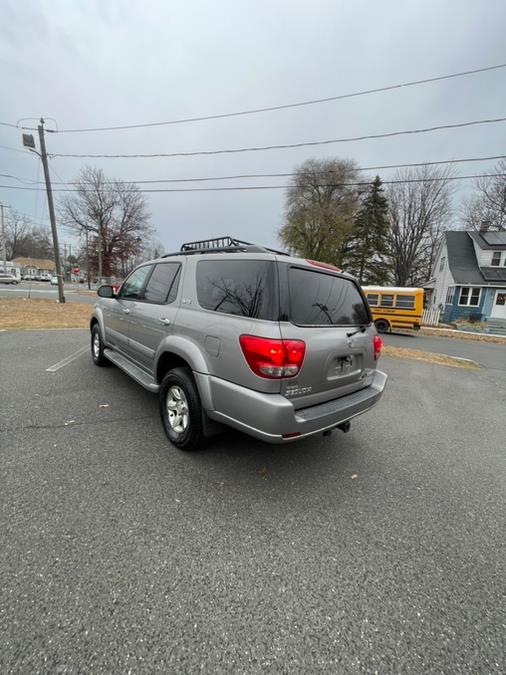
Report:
1,0,505,249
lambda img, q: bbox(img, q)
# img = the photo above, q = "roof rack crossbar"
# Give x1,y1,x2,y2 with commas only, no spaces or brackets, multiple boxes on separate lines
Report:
160,235,288,257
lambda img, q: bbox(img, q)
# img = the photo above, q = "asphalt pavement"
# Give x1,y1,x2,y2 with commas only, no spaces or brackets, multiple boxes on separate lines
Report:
383,331,506,371
0,330,504,673
0,281,97,304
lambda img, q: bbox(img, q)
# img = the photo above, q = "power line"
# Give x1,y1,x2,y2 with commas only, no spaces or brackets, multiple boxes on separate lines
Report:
52,117,506,159
4,153,503,186
0,144,33,156
0,172,40,184
18,62,506,133
0,203,52,229
0,173,503,194
2,153,505,187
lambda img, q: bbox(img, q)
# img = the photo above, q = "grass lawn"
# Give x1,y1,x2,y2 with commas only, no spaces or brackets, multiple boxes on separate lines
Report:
0,298,93,330
419,327,506,344
382,345,479,369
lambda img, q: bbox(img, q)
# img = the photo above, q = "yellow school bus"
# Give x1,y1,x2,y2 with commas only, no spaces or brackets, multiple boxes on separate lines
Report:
362,286,424,333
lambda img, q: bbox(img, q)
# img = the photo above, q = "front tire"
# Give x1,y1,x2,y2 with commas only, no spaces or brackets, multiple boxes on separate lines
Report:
91,324,109,366
375,319,390,333
159,367,204,451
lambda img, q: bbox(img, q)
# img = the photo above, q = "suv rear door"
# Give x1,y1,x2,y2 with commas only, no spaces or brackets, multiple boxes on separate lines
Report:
278,262,375,409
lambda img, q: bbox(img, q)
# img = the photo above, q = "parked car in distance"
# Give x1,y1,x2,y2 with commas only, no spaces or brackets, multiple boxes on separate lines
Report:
0,272,19,285
39,273,51,282
91,236,387,451
50,276,59,285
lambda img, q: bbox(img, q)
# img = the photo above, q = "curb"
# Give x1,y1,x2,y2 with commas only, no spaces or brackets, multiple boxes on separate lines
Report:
422,326,506,340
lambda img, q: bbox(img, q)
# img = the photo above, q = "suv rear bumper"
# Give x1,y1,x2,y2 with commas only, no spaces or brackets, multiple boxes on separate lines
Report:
200,369,387,443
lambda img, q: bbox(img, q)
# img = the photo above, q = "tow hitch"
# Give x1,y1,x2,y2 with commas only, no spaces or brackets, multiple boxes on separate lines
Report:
323,420,351,437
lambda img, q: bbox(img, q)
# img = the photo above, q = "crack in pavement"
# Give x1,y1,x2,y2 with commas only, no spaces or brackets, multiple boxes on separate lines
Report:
0,414,158,433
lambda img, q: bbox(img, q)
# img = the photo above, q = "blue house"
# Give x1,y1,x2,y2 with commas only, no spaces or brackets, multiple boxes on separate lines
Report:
426,228,506,329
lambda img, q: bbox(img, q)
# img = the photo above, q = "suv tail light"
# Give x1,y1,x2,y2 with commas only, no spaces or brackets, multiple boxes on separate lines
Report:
239,335,306,378
373,335,383,360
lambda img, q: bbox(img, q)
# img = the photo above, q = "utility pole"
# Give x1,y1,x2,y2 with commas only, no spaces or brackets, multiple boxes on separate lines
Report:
38,118,65,303
85,227,91,290
0,204,6,273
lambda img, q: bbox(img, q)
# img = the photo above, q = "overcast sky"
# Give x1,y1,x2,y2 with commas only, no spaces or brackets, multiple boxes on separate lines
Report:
1,0,505,253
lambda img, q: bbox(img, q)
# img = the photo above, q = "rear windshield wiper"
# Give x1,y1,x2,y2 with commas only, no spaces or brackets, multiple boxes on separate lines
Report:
346,326,367,338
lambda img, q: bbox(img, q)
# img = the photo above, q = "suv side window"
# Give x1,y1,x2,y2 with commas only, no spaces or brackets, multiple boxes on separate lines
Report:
118,265,152,299
143,263,181,304
196,260,278,320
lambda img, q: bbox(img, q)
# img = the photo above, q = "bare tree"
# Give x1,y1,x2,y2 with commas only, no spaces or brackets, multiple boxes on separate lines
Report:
386,165,454,286
3,210,53,260
278,158,360,266
4,210,30,259
59,165,152,279
462,159,506,231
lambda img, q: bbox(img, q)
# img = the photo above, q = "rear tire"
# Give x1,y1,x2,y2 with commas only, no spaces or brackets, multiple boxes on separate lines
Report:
375,319,390,333
91,324,109,366
159,367,204,451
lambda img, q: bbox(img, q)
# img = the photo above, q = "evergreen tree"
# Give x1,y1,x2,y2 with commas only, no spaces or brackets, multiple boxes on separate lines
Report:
344,176,389,284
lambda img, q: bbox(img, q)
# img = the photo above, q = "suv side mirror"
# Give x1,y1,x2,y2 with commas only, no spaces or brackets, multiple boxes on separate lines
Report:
97,285,114,298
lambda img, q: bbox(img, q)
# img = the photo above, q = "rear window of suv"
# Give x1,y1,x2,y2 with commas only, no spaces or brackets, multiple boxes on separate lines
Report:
196,260,278,320
289,267,369,326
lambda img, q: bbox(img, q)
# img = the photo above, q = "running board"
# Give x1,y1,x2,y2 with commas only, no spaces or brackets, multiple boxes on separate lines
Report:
104,348,160,393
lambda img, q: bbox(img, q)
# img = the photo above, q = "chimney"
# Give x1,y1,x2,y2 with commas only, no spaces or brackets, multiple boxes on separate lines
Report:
479,220,490,233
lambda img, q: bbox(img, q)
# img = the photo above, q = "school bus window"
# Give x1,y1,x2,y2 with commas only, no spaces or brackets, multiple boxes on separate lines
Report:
395,295,415,309
381,294,394,307
367,293,379,306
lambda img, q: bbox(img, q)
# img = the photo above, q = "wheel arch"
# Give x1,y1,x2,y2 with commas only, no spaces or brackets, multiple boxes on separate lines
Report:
90,309,106,342
155,337,213,410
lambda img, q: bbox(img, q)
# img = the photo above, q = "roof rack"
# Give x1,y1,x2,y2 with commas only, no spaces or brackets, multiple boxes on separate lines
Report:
161,236,288,258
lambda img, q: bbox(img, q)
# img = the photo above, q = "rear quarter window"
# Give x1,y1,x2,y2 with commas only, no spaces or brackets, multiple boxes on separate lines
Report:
196,260,278,320
288,267,369,326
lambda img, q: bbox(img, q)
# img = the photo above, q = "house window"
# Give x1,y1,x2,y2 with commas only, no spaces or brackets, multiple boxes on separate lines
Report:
458,287,481,306
439,256,446,272
491,252,501,266
445,287,455,304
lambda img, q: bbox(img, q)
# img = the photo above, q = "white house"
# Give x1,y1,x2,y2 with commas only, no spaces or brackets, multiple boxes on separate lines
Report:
425,228,506,328
0,261,22,279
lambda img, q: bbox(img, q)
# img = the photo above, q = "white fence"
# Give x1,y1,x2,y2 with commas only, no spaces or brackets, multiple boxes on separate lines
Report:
422,307,441,326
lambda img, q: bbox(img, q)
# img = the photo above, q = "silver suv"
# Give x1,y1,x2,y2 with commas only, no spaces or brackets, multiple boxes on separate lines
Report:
91,237,387,450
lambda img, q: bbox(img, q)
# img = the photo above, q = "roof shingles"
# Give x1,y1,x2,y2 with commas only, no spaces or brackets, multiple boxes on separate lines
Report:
445,232,506,284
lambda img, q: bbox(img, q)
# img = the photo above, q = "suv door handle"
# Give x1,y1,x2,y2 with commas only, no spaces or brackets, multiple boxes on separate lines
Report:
159,317,171,325
122,307,130,314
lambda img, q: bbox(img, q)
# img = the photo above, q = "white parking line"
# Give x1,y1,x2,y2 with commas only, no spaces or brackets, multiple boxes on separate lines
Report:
46,345,89,372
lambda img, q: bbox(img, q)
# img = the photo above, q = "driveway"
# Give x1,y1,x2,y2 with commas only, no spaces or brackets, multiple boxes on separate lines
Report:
0,330,504,673
383,332,506,371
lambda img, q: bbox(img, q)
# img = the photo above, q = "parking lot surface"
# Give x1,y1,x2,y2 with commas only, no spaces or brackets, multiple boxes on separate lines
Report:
1,330,504,673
